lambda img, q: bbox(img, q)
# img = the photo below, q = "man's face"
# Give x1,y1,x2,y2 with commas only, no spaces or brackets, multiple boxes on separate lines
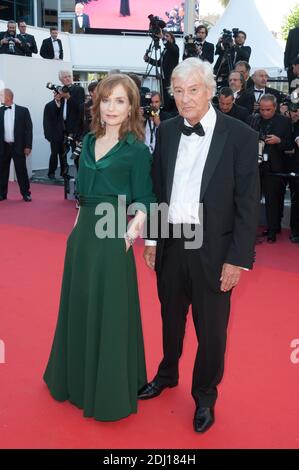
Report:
229,72,242,92
18,22,27,34
163,33,173,43
292,64,299,77
75,4,84,15
196,28,207,42
151,94,161,110
60,72,73,86
235,33,246,46
259,100,276,120
219,95,234,113
290,109,299,122
253,70,268,89
50,29,58,40
1,91,13,106
172,72,211,125
235,64,249,81
7,23,16,35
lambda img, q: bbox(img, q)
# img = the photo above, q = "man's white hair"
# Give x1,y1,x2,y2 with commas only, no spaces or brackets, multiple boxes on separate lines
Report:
171,58,216,97
59,70,72,80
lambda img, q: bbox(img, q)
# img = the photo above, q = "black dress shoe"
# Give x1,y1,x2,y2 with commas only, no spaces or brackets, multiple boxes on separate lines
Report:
193,406,215,433
48,173,55,180
267,233,276,243
23,194,32,202
138,380,178,400
0,195,7,201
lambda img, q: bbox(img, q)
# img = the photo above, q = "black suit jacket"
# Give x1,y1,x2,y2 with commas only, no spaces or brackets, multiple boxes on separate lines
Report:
43,98,81,142
75,14,90,32
40,37,63,60
0,105,32,155
151,111,260,288
69,84,85,107
17,33,38,56
235,90,255,114
0,31,25,56
284,27,299,68
219,103,249,123
198,41,214,64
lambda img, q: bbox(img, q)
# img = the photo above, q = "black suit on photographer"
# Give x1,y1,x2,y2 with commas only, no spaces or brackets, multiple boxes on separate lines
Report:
17,20,38,57
183,25,214,64
144,30,179,112
214,30,251,87
249,95,293,242
144,92,170,153
0,21,25,56
43,92,81,178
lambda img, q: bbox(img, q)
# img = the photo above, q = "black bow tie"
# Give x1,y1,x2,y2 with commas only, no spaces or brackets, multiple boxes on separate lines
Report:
254,89,263,93
2,105,12,111
182,122,205,137
52,39,57,42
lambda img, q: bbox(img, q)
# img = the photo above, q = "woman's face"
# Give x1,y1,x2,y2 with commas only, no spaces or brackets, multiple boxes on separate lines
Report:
100,84,131,128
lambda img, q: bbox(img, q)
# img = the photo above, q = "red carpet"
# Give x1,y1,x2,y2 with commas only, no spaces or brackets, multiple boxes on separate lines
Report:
84,0,178,30
0,182,299,449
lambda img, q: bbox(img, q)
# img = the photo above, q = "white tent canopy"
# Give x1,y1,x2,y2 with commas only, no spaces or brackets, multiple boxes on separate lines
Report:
207,0,285,75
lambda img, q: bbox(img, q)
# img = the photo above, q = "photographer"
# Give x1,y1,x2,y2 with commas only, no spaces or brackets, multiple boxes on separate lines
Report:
143,92,170,153
43,87,82,179
183,25,214,64
214,29,251,86
17,20,38,57
144,29,179,111
217,87,249,123
249,94,293,242
58,70,85,107
0,20,25,56
284,107,299,242
228,71,255,114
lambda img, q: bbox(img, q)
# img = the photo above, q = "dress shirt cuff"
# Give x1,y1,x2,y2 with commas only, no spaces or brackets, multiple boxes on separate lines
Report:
145,240,157,246
238,267,249,271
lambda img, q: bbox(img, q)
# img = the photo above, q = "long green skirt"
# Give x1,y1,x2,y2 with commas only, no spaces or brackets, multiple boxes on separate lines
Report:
43,199,147,421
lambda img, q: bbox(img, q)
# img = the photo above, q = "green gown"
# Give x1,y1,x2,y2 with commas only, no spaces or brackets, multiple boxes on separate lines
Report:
44,132,156,421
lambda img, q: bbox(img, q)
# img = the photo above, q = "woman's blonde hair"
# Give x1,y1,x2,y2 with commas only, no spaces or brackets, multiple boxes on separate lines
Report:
91,73,144,141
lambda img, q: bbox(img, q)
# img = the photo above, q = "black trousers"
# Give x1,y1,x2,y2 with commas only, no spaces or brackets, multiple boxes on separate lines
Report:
260,165,286,233
289,177,299,235
48,140,69,177
0,143,30,197
155,230,231,408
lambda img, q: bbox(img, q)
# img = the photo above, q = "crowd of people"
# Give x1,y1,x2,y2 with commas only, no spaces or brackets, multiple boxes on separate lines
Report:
0,19,299,435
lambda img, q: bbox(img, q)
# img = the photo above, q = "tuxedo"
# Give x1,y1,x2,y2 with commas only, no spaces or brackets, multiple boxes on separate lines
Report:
248,86,282,108
17,33,38,56
0,104,32,197
151,110,259,406
235,90,255,114
40,37,63,60
197,41,214,64
284,27,299,91
75,13,90,33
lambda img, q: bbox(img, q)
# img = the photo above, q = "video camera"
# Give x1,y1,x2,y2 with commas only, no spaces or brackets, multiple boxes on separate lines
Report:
148,14,166,39
6,32,17,54
220,28,239,49
46,82,70,94
283,89,299,112
184,34,200,58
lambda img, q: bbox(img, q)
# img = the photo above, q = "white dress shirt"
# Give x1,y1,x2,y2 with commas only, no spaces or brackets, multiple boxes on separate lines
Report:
77,15,83,29
3,104,15,143
169,105,216,224
254,88,265,102
52,38,60,59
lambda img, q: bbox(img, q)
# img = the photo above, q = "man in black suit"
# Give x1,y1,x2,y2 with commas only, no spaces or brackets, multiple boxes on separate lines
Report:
214,30,251,87
0,89,32,201
250,69,282,113
284,27,299,92
75,2,90,33
40,27,63,60
144,91,171,153
234,61,254,89
43,87,82,179
217,87,249,123
144,30,179,112
250,94,293,242
0,20,25,56
17,20,38,57
183,25,214,64
138,58,260,433
228,70,255,114
58,70,85,107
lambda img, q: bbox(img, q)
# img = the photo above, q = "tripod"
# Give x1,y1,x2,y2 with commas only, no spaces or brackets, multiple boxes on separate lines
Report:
144,35,164,105
214,45,235,86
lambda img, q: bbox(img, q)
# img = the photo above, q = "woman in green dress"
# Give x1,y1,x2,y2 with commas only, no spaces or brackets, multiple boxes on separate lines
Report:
44,74,156,421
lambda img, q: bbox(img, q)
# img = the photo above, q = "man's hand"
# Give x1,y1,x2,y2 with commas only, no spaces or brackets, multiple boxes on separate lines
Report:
0,38,9,45
60,91,71,100
144,246,156,270
14,38,22,45
24,148,31,157
220,263,242,292
265,134,281,145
